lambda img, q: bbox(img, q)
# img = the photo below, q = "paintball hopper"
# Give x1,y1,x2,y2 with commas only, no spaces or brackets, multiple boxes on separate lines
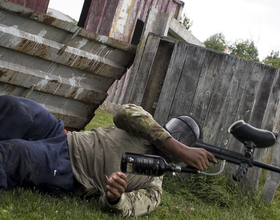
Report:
228,120,276,148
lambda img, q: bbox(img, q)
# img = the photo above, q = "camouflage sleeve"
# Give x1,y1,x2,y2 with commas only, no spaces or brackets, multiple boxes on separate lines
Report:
99,176,163,217
113,104,171,150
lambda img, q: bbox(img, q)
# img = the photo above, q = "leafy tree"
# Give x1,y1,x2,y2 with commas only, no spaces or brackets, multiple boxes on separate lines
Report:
204,33,260,62
229,39,259,62
204,33,227,53
263,51,280,68
180,13,193,31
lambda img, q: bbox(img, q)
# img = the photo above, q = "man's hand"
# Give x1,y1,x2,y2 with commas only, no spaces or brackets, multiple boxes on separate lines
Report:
179,146,216,171
105,172,127,203
163,137,217,171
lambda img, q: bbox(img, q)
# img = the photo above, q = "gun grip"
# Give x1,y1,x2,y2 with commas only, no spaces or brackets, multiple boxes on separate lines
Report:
232,163,248,182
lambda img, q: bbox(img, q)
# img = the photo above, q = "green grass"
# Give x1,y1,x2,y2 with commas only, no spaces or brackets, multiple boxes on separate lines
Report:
1,109,280,219
83,109,114,131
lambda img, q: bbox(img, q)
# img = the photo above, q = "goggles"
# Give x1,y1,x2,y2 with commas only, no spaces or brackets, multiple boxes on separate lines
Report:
163,116,200,147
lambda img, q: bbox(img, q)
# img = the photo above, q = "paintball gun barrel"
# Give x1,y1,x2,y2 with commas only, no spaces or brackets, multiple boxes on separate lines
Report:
121,120,280,181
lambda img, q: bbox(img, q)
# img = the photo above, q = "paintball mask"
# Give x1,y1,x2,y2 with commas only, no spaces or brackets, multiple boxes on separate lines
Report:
162,116,201,163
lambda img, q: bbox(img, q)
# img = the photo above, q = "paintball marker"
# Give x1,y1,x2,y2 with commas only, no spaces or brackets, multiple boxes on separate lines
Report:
121,120,280,181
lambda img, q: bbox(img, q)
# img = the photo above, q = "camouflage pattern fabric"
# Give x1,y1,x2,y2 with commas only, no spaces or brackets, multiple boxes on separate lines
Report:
99,104,169,217
113,104,171,150
99,176,163,217
68,103,171,217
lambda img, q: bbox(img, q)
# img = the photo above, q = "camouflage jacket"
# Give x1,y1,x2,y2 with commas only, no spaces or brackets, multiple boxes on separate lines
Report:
67,104,171,217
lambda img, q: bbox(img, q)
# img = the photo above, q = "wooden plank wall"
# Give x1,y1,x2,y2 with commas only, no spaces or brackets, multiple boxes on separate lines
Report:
129,33,280,203
116,6,204,113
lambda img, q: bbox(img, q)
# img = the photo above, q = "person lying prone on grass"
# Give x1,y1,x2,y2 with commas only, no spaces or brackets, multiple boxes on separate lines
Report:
0,95,215,217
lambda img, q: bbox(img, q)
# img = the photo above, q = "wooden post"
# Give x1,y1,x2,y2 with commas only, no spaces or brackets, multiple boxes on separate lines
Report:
141,38,175,115
261,69,280,203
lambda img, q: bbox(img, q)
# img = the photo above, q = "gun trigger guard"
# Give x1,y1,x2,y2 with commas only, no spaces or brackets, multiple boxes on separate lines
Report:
200,160,226,176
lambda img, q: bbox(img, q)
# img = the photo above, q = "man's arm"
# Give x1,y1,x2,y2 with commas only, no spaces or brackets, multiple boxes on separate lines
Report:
163,137,216,171
113,104,171,150
99,172,162,217
114,104,216,171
